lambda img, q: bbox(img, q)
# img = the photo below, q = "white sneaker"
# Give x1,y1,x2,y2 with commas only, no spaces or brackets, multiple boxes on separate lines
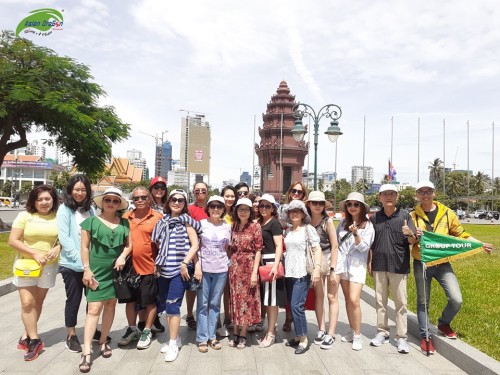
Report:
352,334,362,351
314,330,325,345
397,338,409,354
161,336,182,353
341,329,354,343
164,344,179,362
136,329,152,350
370,333,389,347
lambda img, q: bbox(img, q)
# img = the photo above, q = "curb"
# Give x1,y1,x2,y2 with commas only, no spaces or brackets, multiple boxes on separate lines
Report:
361,285,500,375
0,277,16,297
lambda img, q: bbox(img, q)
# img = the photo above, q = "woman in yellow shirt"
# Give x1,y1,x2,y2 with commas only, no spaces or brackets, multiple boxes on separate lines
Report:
9,185,60,362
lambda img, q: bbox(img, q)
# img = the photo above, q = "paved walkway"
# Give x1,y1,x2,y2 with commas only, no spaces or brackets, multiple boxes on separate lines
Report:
0,276,468,375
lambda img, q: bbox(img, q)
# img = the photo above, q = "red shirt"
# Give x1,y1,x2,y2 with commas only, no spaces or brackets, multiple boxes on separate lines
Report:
189,203,208,221
123,208,163,275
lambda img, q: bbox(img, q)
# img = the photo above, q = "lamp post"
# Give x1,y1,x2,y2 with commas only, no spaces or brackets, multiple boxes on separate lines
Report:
291,103,343,190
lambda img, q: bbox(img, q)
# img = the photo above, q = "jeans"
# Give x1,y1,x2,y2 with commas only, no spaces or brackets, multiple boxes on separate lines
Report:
59,266,84,328
413,259,462,338
158,274,188,316
285,275,310,337
196,272,227,343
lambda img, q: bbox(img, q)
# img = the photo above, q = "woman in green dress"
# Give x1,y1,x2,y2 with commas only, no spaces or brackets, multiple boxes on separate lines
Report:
78,187,132,373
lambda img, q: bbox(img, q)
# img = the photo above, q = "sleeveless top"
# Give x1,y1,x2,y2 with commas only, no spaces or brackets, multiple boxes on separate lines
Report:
314,216,331,252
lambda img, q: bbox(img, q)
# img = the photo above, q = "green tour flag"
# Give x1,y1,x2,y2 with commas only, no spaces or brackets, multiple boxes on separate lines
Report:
420,231,484,266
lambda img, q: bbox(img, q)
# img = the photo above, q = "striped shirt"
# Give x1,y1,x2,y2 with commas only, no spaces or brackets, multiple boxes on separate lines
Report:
152,213,201,278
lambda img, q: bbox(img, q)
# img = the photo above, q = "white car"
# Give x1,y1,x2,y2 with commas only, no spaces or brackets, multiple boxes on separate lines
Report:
473,210,485,218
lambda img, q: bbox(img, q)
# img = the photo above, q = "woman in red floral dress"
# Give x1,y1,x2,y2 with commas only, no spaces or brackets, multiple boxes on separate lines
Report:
228,198,262,349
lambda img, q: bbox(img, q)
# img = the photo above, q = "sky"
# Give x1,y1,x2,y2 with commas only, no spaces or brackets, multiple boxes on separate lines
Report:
2,0,500,189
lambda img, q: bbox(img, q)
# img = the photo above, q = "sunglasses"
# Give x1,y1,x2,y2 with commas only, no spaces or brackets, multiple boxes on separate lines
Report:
291,189,303,195
310,201,325,207
170,197,186,204
259,204,273,210
208,204,224,210
103,198,121,205
133,195,148,202
237,191,249,196
152,184,167,190
194,189,207,194
346,202,360,208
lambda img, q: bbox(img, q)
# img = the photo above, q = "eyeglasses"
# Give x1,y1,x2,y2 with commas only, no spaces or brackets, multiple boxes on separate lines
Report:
133,195,148,202
416,189,434,196
238,207,250,213
310,201,325,207
103,198,121,204
290,189,303,195
152,184,167,190
170,197,186,204
346,202,360,208
237,191,249,196
208,204,224,210
259,204,272,210
194,189,207,194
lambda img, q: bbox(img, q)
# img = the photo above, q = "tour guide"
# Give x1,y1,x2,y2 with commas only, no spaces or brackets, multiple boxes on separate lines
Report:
410,180,493,355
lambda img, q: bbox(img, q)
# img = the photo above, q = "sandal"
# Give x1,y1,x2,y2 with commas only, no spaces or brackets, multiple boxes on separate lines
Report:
209,339,222,350
186,316,197,330
79,353,92,373
237,336,247,350
259,332,275,348
100,342,112,358
282,318,293,332
198,342,208,353
228,335,239,347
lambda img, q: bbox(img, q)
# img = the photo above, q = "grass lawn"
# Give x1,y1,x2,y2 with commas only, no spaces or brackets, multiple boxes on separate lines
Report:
366,224,500,361
0,225,499,360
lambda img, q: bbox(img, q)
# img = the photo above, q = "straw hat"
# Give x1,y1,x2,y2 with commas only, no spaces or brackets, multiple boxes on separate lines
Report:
93,187,129,211
339,192,370,213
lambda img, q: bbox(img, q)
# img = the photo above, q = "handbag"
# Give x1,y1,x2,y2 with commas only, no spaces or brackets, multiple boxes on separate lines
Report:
112,256,139,300
305,226,329,276
13,259,42,278
258,262,285,283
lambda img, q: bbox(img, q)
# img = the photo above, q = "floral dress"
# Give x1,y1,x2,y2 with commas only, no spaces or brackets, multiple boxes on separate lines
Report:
228,222,263,326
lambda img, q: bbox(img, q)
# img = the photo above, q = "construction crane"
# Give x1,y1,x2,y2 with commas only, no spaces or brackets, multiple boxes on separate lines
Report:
139,130,168,177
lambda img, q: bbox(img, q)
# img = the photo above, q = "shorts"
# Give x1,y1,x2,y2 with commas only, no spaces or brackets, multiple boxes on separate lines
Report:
118,274,158,307
14,263,58,288
337,257,367,284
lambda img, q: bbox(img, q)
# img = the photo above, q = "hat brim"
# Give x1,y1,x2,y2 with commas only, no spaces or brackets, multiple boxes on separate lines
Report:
93,193,129,211
339,199,370,214
283,205,311,224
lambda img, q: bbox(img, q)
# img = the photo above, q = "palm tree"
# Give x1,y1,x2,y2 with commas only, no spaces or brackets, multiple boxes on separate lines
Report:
471,171,489,195
428,158,443,186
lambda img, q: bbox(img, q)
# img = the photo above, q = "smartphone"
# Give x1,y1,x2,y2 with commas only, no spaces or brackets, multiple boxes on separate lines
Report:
89,277,99,290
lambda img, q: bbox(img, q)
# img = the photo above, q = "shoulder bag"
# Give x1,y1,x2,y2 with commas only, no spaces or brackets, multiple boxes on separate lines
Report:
305,226,329,276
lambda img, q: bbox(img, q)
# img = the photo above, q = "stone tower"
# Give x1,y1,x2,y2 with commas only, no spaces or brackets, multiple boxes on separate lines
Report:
255,81,308,199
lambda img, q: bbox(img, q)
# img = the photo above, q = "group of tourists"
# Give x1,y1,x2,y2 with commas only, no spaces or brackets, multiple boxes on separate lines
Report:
8,176,493,372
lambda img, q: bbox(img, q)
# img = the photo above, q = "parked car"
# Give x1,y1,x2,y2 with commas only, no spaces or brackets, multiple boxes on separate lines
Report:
473,210,486,218
477,211,487,219
486,211,499,220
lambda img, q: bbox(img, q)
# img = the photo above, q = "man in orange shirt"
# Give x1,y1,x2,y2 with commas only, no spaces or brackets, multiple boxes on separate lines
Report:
119,187,163,349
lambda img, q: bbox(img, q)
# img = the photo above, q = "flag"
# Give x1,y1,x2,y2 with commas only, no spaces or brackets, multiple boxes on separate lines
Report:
420,231,484,266
388,159,397,181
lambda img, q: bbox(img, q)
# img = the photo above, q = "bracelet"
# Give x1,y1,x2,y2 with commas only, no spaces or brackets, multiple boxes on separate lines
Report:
83,265,90,269
181,261,189,266
330,267,335,271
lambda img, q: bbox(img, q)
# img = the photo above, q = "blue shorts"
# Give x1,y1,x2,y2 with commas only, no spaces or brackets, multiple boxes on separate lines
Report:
157,273,188,316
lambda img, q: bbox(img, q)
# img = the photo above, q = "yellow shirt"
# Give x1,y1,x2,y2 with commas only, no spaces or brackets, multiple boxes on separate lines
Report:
13,211,59,264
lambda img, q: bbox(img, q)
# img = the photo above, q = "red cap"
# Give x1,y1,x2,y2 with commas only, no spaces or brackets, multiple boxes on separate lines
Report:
150,176,167,187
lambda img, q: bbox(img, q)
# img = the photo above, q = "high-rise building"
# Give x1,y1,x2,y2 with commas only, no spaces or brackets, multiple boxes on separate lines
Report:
180,115,211,178
26,141,46,160
255,81,308,199
351,166,374,185
160,141,172,178
239,171,251,187
127,149,147,180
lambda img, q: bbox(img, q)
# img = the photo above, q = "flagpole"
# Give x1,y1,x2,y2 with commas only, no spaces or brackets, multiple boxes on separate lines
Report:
362,115,366,194
422,263,431,356
492,122,495,219
417,117,420,182
443,119,446,197
467,121,470,222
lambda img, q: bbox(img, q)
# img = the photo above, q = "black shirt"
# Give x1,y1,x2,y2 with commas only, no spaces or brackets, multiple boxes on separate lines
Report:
370,207,415,274
261,218,282,255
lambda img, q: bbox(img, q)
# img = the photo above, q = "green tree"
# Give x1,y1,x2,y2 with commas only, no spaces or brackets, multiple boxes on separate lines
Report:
51,170,71,191
1,180,12,196
0,30,130,175
428,158,444,188
398,187,417,209
471,171,489,196
354,179,370,194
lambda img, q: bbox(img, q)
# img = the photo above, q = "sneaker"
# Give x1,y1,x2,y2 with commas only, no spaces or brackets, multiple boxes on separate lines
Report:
137,329,152,350
397,338,410,354
420,338,435,354
17,336,30,351
352,334,363,351
118,327,140,346
320,334,335,350
370,333,389,347
152,315,165,332
438,324,458,339
160,336,182,353
93,330,111,343
24,338,44,361
341,329,354,343
314,330,325,345
137,321,145,333
164,344,179,362
65,335,82,353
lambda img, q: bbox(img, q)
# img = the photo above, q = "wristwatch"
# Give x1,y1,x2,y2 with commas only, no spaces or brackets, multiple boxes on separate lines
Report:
330,267,335,271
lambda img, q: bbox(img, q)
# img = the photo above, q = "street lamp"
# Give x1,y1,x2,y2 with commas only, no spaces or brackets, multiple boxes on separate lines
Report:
292,103,343,190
